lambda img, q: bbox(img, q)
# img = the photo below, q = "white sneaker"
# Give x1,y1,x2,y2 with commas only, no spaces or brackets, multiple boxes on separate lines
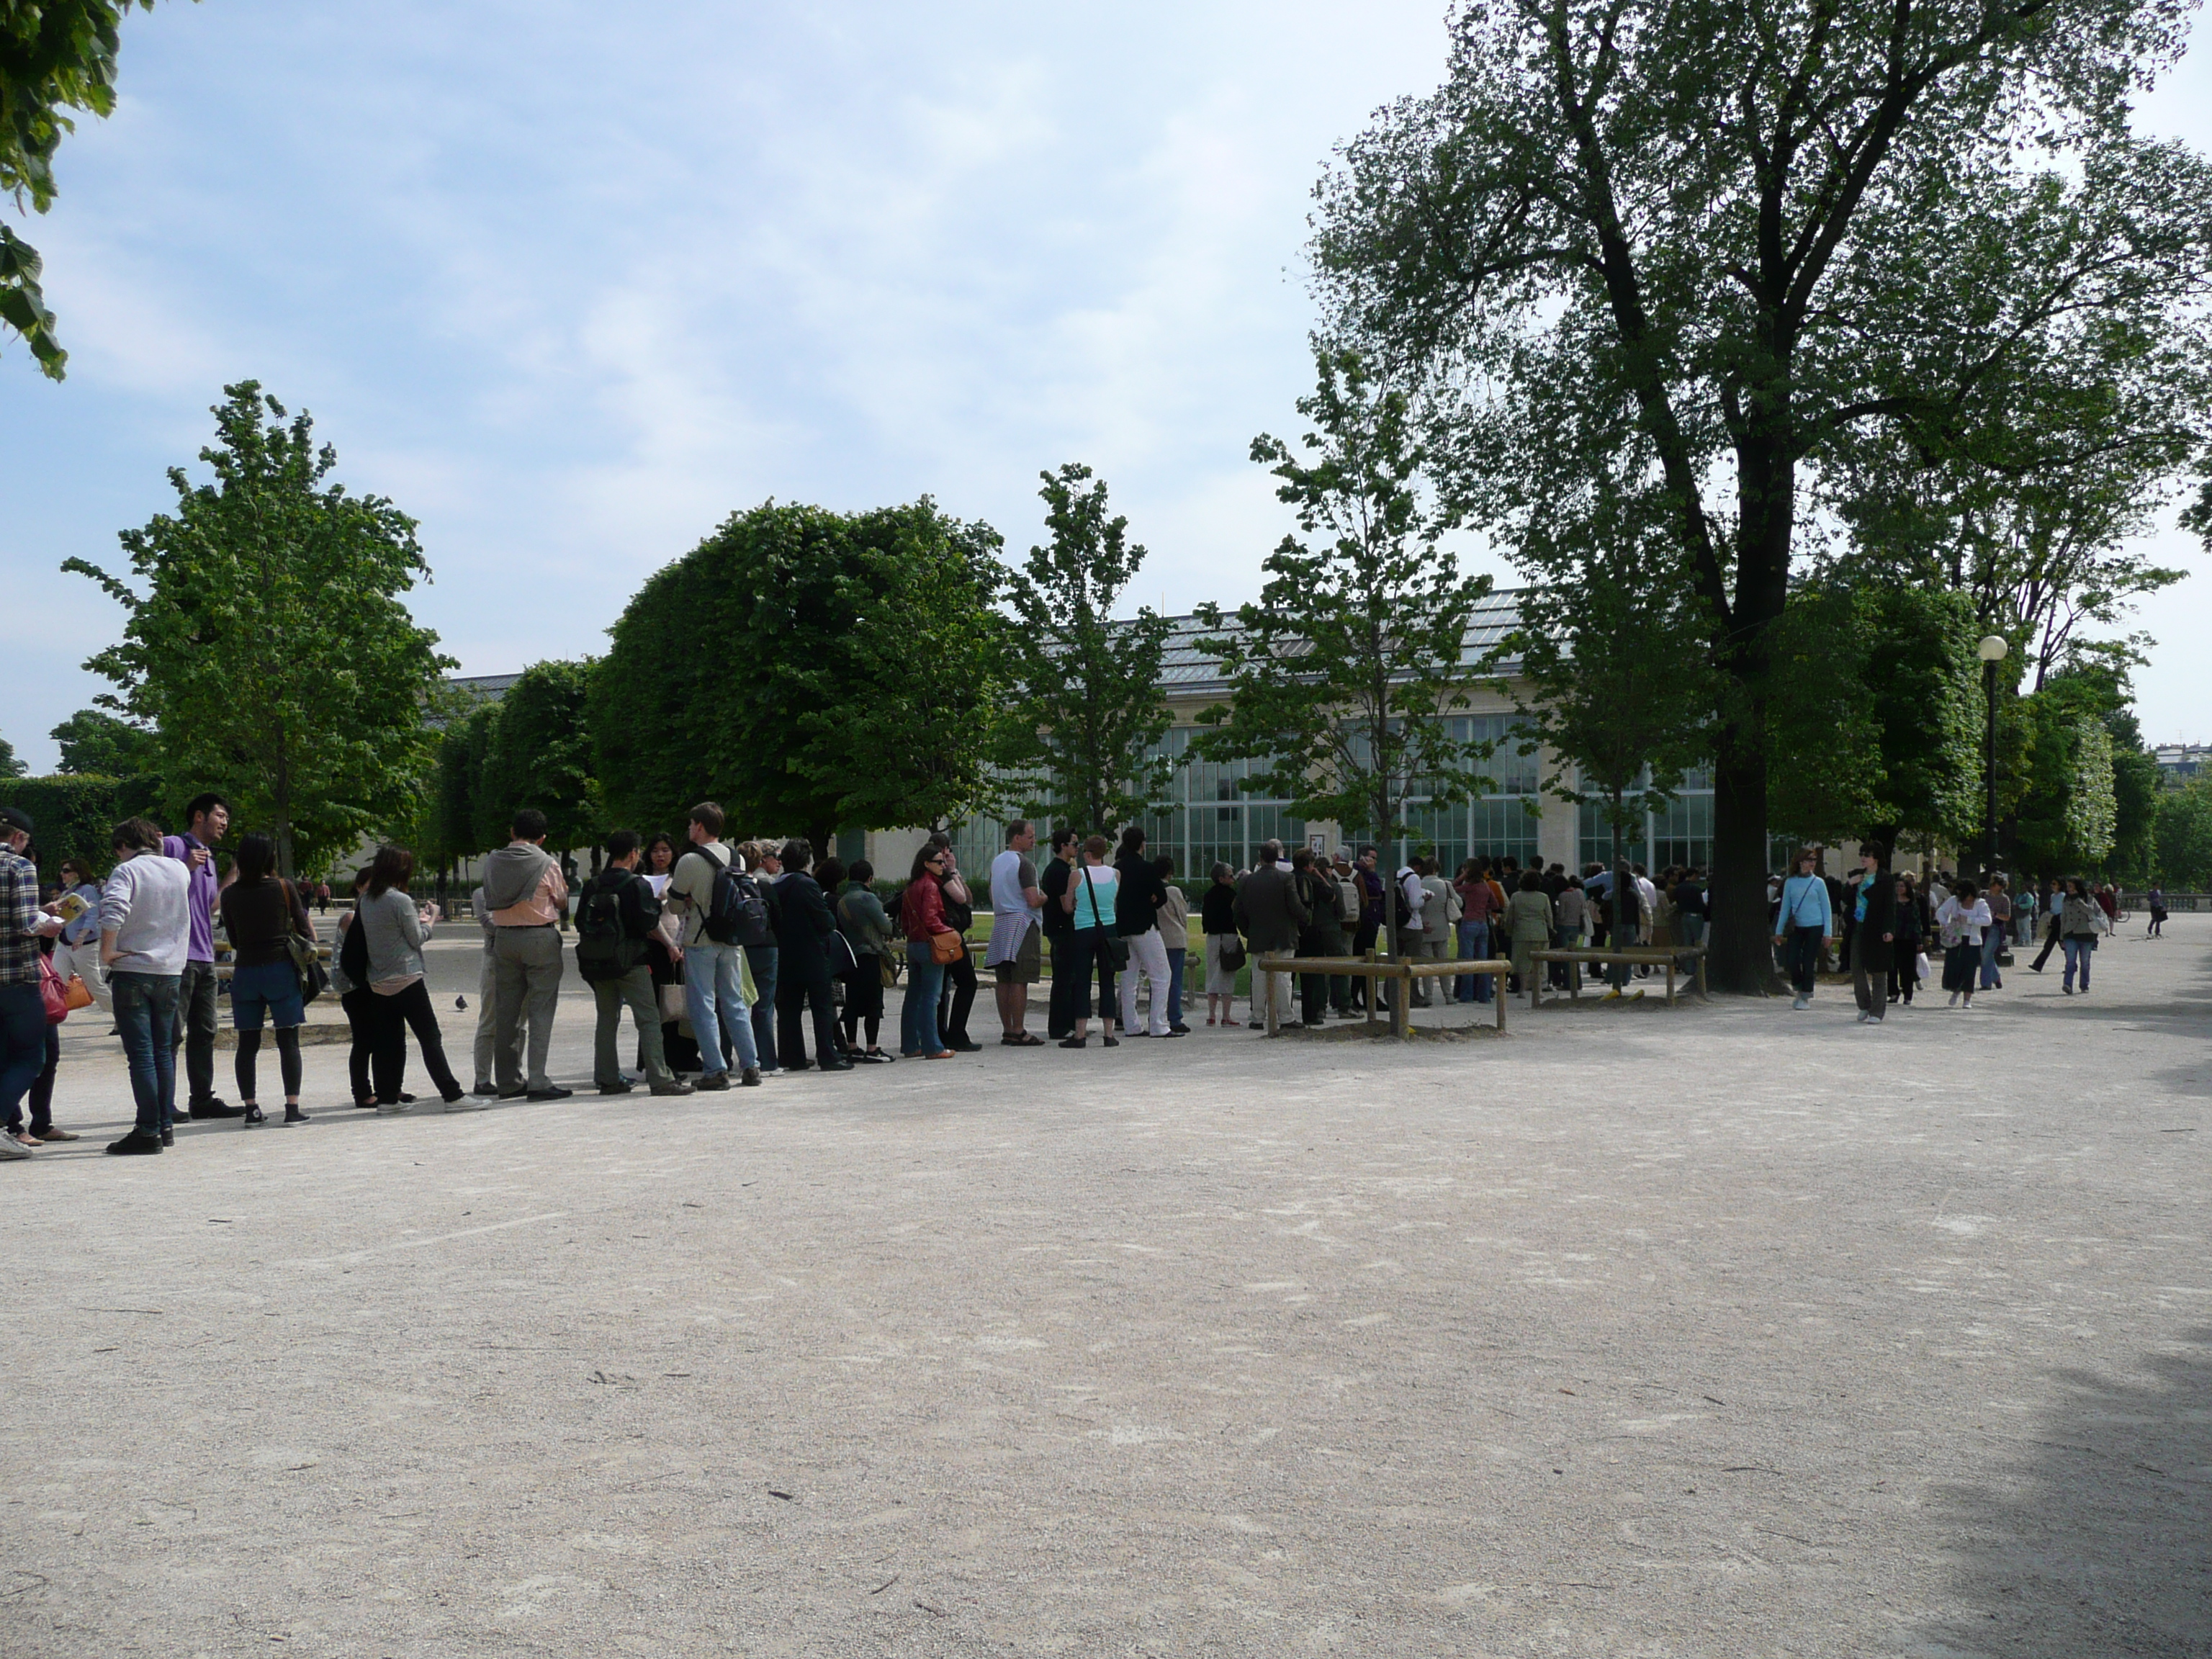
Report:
443,1096,490,1112
0,1134,30,1161
1791,997,1809,1011
1947,994,1960,1009
1959,1000,1977,1011
1855,1011,1869,1022
375,1100,413,1115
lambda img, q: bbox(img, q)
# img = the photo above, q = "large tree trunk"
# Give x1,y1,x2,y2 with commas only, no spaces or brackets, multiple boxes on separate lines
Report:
1708,734,1775,993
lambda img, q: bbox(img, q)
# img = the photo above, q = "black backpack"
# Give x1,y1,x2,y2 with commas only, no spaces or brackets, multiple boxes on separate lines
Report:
338,905,369,984
701,850,770,947
575,873,647,981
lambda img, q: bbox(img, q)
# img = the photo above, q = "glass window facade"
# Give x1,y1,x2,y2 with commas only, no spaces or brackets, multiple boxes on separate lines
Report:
1575,765,1714,871
1381,715,1542,873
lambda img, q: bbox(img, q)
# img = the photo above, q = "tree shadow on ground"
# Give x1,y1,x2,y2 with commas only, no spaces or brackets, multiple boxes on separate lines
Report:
1915,1331,2212,1657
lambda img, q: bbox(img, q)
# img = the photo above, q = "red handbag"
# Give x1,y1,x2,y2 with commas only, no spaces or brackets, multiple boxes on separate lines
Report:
37,953,70,1025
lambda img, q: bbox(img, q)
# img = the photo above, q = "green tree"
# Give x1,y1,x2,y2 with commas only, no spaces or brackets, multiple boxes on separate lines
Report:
1195,351,1493,958
2105,709,2162,884
2009,667,2128,875
480,659,601,865
49,706,158,775
997,465,1173,834
1,0,167,377
593,499,1001,850
1312,0,2212,990
65,381,456,876
790,514,1006,835
0,734,24,778
2153,775,2212,889
462,701,504,855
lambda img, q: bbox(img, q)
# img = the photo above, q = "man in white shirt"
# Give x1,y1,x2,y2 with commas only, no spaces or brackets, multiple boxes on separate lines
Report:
985,821,1046,1046
99,816,193,1155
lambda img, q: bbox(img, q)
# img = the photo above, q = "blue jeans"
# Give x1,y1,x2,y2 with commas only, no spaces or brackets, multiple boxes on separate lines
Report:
745,944,779,1070
1455,920,1490,1001
902,945,945,1055
1979,926,2003,989
1165,947,1186,1027
112,970,181,1138
683,942,758,1076
2062,935,2093,992
0,982,46,1129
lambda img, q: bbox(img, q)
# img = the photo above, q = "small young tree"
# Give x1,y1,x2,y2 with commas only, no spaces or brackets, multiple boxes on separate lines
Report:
1194,349,1493,961
997,465,1174,834
66,382,455,876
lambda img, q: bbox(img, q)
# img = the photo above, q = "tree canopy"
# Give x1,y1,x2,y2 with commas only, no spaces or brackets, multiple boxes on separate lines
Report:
1196,350,1493,954
480,659,601,858
1,0,166,377
997,465,1174,833
64,381,455,876
49,706,158,775
1312,0,2212,989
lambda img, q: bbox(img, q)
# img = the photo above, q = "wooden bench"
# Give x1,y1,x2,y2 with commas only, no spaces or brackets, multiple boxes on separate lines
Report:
1527,945,1708,1008
1253,953,1513,1038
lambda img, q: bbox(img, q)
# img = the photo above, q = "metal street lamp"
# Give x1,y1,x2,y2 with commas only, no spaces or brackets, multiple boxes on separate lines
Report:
1977,634,2009,874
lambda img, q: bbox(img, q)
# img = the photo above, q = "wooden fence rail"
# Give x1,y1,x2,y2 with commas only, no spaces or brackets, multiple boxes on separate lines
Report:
1253,953,1513,1038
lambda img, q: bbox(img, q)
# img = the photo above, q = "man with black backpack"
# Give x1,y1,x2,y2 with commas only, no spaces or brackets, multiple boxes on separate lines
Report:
666,801,763,1089
576,831,695,1097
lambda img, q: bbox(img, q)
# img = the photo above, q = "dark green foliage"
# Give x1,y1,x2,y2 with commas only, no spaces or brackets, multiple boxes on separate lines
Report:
592,499,1001,848
64,382,457,877
0,734,23,778
480,660,601,853
49,707,158,775
0,1,166,377
2008,666,2127,876
0,772,161,880
2153,777,2212,889
997,466,1172,832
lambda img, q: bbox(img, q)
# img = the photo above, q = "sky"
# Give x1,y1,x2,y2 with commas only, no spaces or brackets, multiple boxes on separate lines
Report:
4,0,2208,772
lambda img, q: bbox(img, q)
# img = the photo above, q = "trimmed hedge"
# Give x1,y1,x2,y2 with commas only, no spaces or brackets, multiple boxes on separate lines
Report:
0,774,166,882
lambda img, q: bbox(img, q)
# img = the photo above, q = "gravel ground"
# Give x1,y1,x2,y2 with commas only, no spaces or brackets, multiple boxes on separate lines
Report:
4,917,2207,1658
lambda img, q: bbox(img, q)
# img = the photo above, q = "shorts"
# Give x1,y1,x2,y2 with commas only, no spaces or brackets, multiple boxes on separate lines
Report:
993,922,1041,985
230,959,305,1030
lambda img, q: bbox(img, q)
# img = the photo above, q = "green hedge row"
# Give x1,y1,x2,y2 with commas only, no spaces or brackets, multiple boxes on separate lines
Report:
0,774,167,883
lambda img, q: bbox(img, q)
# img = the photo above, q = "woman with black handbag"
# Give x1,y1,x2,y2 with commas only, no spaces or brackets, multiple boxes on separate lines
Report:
216,832,320,1126
1200,862,1244,1027
927,834,984,1052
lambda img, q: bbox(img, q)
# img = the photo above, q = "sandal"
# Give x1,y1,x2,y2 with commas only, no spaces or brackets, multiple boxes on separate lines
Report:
1002,1033,1044,1046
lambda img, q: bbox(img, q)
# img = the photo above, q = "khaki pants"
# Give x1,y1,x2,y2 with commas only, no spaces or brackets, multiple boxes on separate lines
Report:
493,925,565,1092
593,966,672,1087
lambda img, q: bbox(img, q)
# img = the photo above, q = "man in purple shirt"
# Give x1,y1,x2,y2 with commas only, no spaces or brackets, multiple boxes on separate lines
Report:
163,792,243,1118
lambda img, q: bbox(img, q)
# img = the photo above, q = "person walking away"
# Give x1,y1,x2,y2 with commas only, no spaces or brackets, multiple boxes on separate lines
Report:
986,821,1047,1046
1392,856,1427,1005
1038,829,1080,1041
1980,876,2010,991
163,793,240,1120
835,860,896,1061
358,845,470,1108
575,831,693,1097
1200,863,1242,1027
900,844,961,1058
1934,878,1992,1010
1113,827,1176,1039
1774,848,1831,1010
1887,874,1924,1007
1452,858,1495,1002
771,839,848,1072
927,835,982,1051
2026,878,2064,972
332,868,382,1108
483,809,570,1100
2146,885,2167,938
99,816,191,1155
1554,876,1590,993
1349,847,1385,1009
742,840,783,1074
1056,837,1123,1048
1506,872,1554,998
1674,869,1708,950
1417,858,1455,1005
2060,878,2105,995
1290,848,1346,1028
1155,856,1192,1033
48,856,110,1017
217,832,319,1125
1848,845,1896,1024
667,804,763,1089
1233,840,1309,1032
0,808,68,1159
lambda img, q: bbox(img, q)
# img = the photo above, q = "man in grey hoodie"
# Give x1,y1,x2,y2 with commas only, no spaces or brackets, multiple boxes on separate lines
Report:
482,808,570,1100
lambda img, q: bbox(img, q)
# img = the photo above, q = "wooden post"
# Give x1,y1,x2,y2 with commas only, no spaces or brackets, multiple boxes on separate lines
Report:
1393,963,1410,1039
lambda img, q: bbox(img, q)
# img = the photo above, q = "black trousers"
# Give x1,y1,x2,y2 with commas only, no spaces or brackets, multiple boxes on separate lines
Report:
747,944,780,1069
842,957,886,1046
777,956,842,1068
341,986,378,1104
369,980,462,1102
2029,914,2062,969
1887,943,1920,1004
174,959,220,1106
936,948,977,1043
1044,930,1077,1037
1785,926,1825,995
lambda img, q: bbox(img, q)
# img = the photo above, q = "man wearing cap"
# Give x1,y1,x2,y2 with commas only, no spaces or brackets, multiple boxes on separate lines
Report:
1,806,68,1158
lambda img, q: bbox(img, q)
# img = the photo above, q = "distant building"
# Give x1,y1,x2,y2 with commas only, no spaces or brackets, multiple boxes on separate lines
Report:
2154,743,2211,787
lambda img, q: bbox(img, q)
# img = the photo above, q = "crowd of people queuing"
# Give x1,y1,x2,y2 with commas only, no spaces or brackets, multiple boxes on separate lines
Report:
0,793,2177,1159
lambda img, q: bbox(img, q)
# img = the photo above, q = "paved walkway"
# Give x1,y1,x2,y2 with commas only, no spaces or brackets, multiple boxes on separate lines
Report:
6,920,2208,1657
